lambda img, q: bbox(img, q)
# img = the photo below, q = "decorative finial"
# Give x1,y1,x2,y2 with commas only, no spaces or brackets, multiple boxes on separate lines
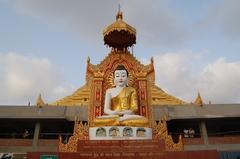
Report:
103,6,136,52
118,4,121,12
194,92,203,106
151,56,154,64
87,56,90,64
116,4,123,20
36,93,45,108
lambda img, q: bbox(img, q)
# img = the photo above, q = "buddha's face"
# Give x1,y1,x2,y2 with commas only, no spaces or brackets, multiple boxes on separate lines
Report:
114,70,128,87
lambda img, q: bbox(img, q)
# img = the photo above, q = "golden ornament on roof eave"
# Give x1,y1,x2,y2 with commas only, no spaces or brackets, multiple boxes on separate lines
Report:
103,11,136,49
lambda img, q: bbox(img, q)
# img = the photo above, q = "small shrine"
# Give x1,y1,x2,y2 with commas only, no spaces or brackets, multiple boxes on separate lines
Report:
55,9,183,155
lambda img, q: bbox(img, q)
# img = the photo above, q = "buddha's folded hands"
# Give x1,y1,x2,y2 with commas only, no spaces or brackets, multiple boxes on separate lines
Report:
97,115,119,119
119,114,145,122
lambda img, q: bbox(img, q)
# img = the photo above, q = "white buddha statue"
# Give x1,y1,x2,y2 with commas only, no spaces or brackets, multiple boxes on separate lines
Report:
94,65,149,127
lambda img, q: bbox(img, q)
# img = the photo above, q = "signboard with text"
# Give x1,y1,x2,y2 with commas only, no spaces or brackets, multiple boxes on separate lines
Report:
40,155,58,159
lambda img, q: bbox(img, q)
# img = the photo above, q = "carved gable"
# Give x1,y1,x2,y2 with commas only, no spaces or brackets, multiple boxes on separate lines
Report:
50,51,186,108
87,51,154,126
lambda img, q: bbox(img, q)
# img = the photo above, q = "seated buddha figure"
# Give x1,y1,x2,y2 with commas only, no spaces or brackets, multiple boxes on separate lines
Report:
94,65,149,127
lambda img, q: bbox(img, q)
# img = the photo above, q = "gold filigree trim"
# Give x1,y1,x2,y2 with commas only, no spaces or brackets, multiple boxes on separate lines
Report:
194,92,204,106
59,120,89,152
36,94,45,107
103,19,136,38
152,115,183,151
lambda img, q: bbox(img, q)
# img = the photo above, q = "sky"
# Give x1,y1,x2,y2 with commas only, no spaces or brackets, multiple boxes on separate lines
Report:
0,0,240,105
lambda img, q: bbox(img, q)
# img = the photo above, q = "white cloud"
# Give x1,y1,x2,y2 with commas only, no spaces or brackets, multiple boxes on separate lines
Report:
1,52,239,105
12,0,119,44
203,0,240,39
200,58,240,103
153,52,240,104
11,0,187,47
122,0,187,47
0,53,74,105
1,1,240,105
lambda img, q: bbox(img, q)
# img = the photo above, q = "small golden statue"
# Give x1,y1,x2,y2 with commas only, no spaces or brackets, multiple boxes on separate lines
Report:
94,65,149,127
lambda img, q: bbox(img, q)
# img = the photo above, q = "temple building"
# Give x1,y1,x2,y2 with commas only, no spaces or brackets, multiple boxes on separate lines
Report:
1,10,240,159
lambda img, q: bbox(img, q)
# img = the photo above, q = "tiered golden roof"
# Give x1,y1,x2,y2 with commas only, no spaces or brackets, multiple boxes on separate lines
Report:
103,11,136,50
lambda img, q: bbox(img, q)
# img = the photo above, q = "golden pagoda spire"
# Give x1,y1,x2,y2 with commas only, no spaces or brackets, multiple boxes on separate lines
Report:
36,93,45,107
116,4,123,20
194,92,203,106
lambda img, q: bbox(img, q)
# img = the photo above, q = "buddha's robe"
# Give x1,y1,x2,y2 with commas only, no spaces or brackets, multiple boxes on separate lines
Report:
94,87,149,127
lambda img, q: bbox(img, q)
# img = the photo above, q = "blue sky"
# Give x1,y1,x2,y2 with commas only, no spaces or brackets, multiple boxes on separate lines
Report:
0,0,240,105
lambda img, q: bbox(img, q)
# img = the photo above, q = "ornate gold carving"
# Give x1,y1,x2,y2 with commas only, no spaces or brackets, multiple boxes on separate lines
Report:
50,51,187,115
36,94,45,107
103,11,136,50
87,51,154,126
152,115,184,151
103,15,136,38
194,92,204,106
87,51,154,78
54,9,189,153
59,119,89,152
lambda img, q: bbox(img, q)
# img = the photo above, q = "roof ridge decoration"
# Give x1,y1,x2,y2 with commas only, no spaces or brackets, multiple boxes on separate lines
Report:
36,94,45,107
194,92,204,106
